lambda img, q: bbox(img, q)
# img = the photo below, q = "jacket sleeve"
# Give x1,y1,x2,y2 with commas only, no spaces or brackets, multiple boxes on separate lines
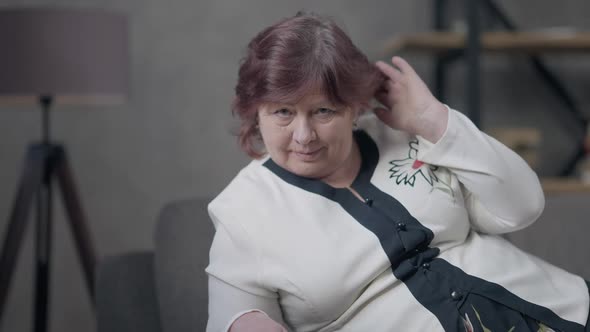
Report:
205,206,288,332
416,107,545,234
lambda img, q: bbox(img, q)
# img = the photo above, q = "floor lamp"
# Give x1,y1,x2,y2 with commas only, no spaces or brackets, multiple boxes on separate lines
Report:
0,8,129,332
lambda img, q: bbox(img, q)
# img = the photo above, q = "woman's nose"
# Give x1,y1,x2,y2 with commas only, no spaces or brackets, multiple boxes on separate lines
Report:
293,118,316,145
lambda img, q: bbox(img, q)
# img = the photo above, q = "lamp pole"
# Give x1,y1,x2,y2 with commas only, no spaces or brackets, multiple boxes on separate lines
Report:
34,95,54,332
40,96,52,145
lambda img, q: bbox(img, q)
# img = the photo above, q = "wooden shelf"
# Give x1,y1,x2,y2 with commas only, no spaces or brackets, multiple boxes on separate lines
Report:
541,177,590,194
383,31,590,55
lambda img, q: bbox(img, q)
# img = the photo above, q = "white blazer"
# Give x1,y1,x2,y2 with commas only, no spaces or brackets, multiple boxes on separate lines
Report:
206,108,589,332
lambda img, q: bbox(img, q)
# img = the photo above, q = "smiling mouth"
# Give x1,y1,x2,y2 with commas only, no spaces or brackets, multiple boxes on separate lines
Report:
293,148,323,161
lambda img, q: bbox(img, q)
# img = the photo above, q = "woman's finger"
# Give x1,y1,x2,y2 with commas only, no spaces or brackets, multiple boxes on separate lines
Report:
375,60,401,80
391,56,416,76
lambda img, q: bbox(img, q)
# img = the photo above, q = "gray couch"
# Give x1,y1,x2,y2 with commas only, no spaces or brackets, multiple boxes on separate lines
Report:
96,198,214,332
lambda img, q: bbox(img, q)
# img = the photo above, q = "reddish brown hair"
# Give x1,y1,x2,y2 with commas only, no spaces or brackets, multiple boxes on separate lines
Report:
233,12,385,158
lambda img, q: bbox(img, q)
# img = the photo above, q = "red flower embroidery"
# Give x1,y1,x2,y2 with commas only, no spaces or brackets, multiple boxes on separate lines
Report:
412,160,425,169
389,139,454,197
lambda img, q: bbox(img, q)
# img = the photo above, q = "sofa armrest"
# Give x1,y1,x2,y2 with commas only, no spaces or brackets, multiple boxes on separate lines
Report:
154,198,214,332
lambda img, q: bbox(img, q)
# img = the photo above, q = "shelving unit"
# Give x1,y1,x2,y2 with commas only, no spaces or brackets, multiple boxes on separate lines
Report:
382,0,590,177
384,31,590,54
541,177,590,194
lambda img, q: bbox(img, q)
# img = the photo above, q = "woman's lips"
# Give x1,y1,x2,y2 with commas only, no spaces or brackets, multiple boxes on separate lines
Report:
293,148,323,161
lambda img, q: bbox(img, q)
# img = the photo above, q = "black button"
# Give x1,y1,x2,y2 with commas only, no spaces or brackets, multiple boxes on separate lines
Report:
421,262,430,269
451,290,463,300
396,222,406,231
364,198,373,206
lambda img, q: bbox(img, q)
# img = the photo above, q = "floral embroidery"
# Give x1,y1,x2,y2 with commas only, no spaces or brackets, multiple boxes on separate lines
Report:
388,139,453,196
471,305,492,332
462,313,474,332
537,323,555,332
464,305,555,332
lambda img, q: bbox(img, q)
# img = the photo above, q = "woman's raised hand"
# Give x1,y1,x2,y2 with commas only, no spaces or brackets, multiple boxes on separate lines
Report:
229,311,288,332
373,56,448,143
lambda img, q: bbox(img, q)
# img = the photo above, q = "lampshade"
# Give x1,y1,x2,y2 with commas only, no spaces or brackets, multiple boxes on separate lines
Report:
0,8,129,105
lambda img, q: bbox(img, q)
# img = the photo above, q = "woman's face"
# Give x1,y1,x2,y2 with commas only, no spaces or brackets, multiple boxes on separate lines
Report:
257,92,358,180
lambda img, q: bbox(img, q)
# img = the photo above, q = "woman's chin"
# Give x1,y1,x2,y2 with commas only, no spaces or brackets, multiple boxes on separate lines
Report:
285,162,327,179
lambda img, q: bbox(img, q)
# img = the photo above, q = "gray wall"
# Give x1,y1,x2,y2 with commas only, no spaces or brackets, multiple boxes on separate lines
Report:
0,0,589,331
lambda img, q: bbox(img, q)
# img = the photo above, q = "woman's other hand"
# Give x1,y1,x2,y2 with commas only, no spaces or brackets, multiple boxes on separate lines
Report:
374,56,448,143
229,311,288,332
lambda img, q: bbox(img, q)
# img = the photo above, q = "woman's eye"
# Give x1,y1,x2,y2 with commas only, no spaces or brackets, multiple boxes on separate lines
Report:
273,108,292,117
314,108,336,116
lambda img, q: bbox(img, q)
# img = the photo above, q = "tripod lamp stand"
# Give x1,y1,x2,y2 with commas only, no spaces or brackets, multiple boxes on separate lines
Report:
0,8,129,332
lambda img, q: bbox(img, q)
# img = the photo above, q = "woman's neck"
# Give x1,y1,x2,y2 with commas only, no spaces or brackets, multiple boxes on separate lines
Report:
320,140,362,189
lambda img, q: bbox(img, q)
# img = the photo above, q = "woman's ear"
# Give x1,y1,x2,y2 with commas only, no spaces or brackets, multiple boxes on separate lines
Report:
352,107,362,129
354,105,366,120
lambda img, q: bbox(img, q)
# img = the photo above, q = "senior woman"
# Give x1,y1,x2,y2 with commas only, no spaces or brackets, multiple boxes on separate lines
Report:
206,12,590,332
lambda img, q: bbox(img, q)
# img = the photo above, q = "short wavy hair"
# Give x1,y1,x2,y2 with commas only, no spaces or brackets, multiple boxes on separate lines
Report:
233,12,385,158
